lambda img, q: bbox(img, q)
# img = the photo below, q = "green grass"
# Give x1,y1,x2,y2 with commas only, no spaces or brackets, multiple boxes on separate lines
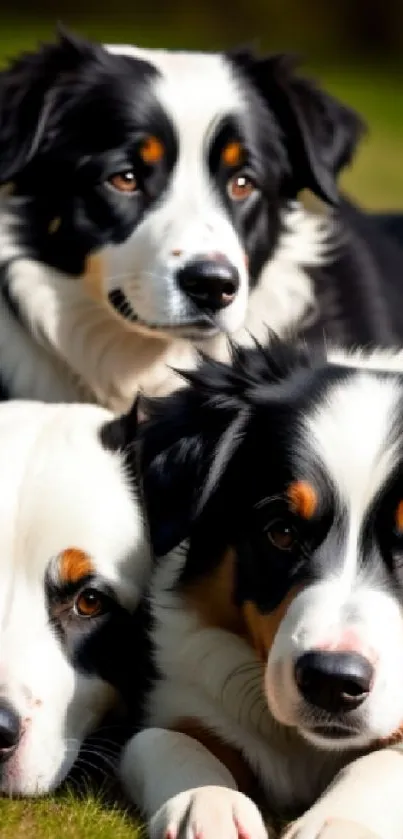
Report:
0,789,141,839
0,13,401,836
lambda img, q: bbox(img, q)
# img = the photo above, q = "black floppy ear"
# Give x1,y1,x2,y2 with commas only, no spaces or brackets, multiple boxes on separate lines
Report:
137,354,254,557
0,27,99,182
136,387,213,558
99,388,209,557
232,50,365,205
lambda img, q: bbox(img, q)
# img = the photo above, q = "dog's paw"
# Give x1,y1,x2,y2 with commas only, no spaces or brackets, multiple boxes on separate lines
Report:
149,785,268,839
284,815,381,839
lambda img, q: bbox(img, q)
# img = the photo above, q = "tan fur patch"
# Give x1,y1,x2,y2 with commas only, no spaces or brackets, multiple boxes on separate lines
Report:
59,548,94,585
395,501,403,533
139,136,164,165
183,549,243,634
377,722,403,746
242,588,300,660
221,141,244,168
288,480,318,520
173,718,256,795
83,253,106,302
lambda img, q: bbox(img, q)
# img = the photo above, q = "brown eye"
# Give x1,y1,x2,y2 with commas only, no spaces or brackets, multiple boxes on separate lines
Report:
74,588,107,619
266,519,297,551
108,170,137,193
227,173,255,202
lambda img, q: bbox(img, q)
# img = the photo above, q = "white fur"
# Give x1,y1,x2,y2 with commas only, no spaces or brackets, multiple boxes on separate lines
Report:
120,356,403,838
0,399,150,794
0,43,326,412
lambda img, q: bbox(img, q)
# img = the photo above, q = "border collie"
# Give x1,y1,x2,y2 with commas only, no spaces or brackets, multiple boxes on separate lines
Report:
0,398,149,795
1,32,403,411
120,341,403,839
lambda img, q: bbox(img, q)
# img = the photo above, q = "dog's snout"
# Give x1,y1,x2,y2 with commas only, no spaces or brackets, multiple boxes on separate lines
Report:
295,651,374,713
177,257,239,311
0,699,21,761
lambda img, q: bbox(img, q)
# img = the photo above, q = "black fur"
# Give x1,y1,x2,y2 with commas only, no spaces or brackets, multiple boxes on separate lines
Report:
0,31,401,404
0,33,362,287
137,341,403,615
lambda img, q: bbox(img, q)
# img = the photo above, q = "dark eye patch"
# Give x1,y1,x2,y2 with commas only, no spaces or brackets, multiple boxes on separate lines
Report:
233,488,335,613
45,557,136,689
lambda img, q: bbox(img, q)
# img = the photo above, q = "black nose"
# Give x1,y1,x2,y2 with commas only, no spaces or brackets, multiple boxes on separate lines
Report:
0,700,21,761
295,651,374,713
178,258,240,311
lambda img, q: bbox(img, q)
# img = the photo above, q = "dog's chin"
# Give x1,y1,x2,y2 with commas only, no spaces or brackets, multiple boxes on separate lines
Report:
106,290,220,341
0,744,79,797
298,723,372,752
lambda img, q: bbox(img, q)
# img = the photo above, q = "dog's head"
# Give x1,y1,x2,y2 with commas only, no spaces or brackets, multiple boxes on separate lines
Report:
0,399,149,795
0,31,364,339
138,340,403,751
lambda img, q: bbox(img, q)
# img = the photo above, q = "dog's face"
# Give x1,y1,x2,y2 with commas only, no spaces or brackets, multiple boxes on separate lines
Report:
139,343,403,752
0,32,363,339
0,400,149,795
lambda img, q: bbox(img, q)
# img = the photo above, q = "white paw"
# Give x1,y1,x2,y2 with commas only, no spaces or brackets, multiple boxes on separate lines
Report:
149,785,268,839
283,815,381,839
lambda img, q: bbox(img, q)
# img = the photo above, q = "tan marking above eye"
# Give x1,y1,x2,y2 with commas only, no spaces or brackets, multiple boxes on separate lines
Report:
109,171,137,193
288,480,318,520
395,501,403,533
59,548,94,585
221,140,244,168
139,135,165,165
227,173,255,202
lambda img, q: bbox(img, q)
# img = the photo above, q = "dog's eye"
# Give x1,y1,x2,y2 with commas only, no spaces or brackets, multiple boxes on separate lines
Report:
227,173,255,202
74,587,108,619
266,519,298,551
108,170,138,194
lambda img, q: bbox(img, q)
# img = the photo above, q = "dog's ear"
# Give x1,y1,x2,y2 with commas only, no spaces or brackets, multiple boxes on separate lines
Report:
0,27,101,182
137,381,248,557
134,338,311,557
231,50,366,205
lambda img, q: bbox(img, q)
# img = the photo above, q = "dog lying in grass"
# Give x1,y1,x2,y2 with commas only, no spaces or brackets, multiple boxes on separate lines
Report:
0,399,149,795
121,339,403,839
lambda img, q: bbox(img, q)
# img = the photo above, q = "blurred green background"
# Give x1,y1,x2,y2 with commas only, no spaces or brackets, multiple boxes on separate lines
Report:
0,1,402,208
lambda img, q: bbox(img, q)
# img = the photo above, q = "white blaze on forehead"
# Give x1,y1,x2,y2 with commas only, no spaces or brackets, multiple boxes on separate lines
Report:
104,44,250,334
105,45,244,132
304,372,400,516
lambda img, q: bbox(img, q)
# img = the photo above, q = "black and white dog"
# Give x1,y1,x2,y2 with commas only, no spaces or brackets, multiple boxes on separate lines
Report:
1,31,403,411
120,341,403,839
0,397,149,795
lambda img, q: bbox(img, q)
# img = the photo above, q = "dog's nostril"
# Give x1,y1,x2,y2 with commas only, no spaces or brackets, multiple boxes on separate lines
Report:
177,258,240,312
295,650,374,714
0,699,21,761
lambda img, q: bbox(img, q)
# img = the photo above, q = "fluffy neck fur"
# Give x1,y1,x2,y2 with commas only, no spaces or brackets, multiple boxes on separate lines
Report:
0,204,327,412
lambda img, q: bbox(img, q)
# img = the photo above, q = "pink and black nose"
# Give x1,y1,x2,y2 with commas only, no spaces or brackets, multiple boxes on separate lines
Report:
0,699,21,762
295,651,374,713
177,256,239,312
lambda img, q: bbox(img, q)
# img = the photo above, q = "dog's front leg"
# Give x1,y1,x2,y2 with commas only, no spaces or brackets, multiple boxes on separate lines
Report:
284,748,403,839
120,727,269,839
